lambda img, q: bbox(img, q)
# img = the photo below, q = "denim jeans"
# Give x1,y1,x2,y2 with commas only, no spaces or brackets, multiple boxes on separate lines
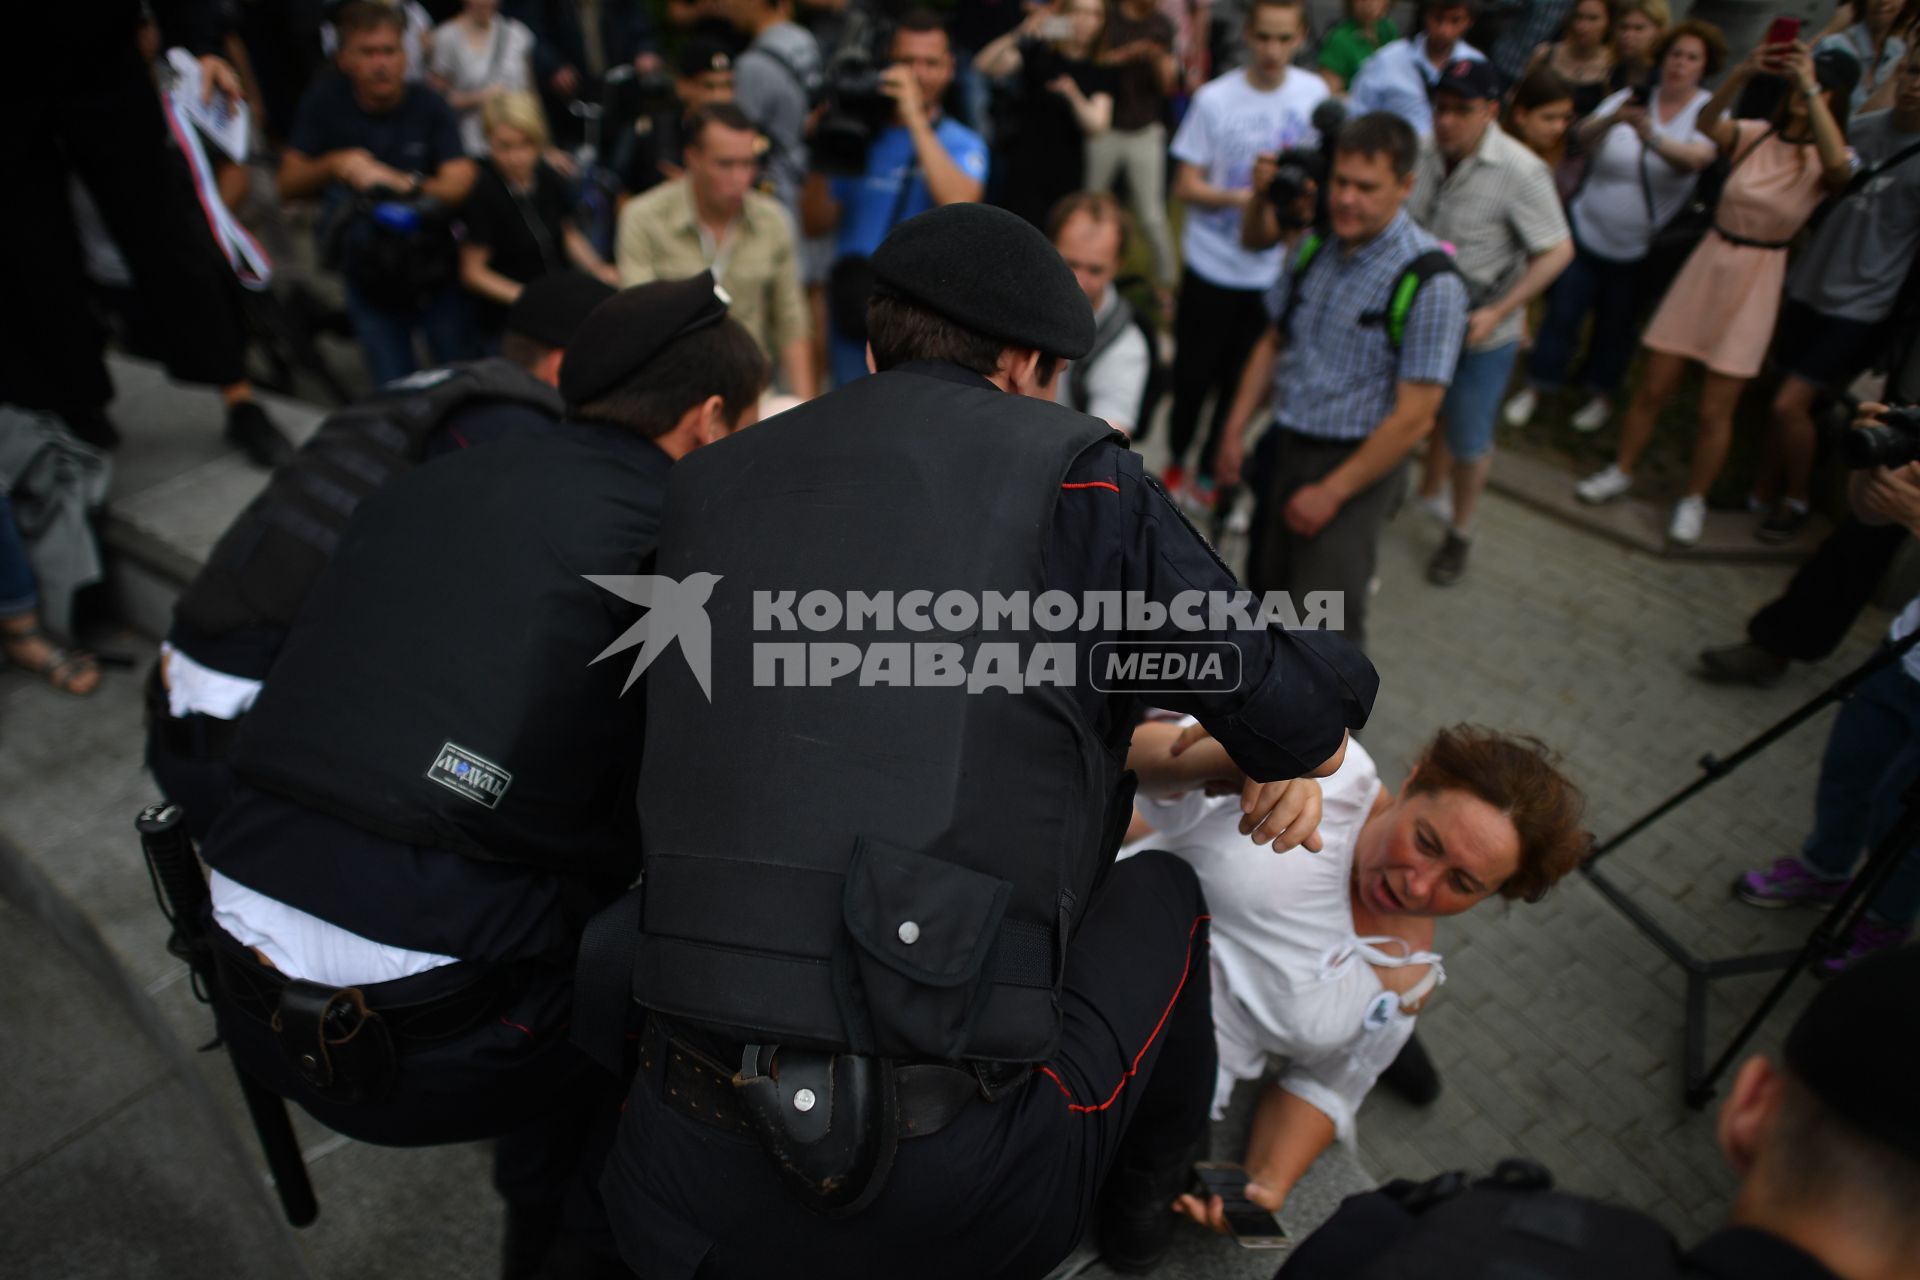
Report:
1802,658,1920,928
0,494,37,619
344,281,476,387
1442,341,1521,462
1527,242,1642,397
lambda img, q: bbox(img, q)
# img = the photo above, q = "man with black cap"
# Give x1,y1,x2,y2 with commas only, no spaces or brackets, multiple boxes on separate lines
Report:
587,202,1375,1277
188,274,765,1278
148,269,618,841
1271,946,1920,1280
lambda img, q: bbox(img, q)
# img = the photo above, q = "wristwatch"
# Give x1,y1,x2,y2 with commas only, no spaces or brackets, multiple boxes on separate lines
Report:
406,170,426,196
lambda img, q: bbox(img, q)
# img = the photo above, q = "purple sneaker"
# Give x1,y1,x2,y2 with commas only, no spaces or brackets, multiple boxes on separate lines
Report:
1816,917,1911,978
1733,857,1849,909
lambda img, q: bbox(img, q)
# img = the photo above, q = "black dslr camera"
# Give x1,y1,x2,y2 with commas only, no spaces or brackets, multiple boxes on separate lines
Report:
813,11,898,176
1841,404,1920,470
1263,98,1347,231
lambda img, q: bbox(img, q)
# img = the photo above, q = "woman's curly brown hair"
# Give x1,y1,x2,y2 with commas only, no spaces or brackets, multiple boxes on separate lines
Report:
1405,725,1592,903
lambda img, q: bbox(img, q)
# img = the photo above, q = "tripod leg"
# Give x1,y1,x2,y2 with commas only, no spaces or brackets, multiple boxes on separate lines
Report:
231,1061,319,1227
1689,784,1920,1105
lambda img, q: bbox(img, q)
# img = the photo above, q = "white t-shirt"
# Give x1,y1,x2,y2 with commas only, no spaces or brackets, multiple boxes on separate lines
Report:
1054,287,1150,433
1569,87,1711,263
1169,67,1329,290
211,870,458,987
429,16,538,156
1119,737,1436,1141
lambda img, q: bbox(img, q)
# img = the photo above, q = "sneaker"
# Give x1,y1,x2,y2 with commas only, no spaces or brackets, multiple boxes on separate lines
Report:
1224,505,1251,535
226,400,296,470
1426,530,1471,586
1179,475,1216,519
1159,464,1188,504
1502,388,1538,429
1096,1153,1199,1274
1412,489,1454,525
1698,641,1789,688
1569,395,1612,433
1733,856,1849,909
1667,495,1706,546
1815,916,1912,978
1756,501,1811,544
1574,464,1633,504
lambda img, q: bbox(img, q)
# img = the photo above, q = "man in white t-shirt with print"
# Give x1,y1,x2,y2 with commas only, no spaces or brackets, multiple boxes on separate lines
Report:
1166,0,1326,516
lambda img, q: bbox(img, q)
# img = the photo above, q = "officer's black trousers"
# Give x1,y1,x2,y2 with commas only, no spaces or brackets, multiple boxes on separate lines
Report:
599,849,1217,1280
0,45,249,419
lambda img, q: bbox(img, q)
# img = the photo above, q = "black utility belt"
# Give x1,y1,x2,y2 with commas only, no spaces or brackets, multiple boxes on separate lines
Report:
642,1016,1027,1144
1274,425,1366,451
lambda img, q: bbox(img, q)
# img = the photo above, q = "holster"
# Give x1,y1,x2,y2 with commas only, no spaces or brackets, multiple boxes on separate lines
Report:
271,980,398,1105
733,1044,898,1219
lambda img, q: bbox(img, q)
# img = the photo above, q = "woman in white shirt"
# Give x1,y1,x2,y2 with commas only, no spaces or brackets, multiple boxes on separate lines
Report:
429,0,539,156
1504,19,1723,435
1122,722,1589,1231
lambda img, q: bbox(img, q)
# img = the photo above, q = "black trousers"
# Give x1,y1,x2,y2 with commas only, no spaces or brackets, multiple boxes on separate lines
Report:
599,850,1217,1279
0,45,249,417
1747,516,1910,663
1169,269,1269,477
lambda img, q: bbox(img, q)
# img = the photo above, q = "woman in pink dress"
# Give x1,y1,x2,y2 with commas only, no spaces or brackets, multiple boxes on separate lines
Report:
1573,39,1856,545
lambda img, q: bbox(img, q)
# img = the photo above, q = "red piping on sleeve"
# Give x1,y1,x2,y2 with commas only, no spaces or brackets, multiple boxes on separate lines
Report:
1061,481,1120,493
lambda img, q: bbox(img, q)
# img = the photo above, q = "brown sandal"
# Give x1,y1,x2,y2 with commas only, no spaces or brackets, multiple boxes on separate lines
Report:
1,623,102,696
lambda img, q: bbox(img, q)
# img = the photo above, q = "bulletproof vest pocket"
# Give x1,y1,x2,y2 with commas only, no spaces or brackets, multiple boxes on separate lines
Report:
841,836,1013,1061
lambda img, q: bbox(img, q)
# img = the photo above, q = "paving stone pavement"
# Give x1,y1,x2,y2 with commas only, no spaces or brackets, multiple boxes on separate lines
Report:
1305,490,1889,1243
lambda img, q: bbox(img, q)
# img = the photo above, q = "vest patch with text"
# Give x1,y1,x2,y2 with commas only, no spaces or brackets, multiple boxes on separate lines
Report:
425,742,513,809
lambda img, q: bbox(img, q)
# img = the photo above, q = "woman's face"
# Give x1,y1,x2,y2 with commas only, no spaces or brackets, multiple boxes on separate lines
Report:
1616,10,1658,62
1662,33,1707,90
1064,0,1105,50
1568,0,1610,51
1352,782,1523,920
490,124,539,182
1514,96,1576,153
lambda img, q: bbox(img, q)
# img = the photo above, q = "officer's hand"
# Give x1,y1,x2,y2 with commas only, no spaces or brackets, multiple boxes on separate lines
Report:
1284,481,1342,536
1240,775,1324,852
1171,1178,1286,1235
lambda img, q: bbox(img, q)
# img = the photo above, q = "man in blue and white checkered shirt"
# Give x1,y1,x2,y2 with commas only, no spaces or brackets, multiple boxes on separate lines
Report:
1216,111,1468,651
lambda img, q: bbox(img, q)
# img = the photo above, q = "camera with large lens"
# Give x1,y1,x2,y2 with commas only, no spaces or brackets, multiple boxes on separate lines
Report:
1267,148,1329,231
1843,405,1920,470
812,14,897,176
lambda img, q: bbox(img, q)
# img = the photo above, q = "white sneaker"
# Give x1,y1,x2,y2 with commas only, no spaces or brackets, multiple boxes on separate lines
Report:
1502,388,1539,429
1668,495,1707,546
1570,396,1612,433
1224,506,1251,535
1575,464,1633,504
1412,490,1454,525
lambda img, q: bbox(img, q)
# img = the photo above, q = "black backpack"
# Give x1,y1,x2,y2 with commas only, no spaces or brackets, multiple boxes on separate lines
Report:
1066,288,1167,434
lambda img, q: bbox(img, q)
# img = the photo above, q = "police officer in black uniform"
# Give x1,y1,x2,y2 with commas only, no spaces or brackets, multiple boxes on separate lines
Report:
147,271,617,842
1277,947,1920,1280
196,275,766,1278
586,204,1376,1277
614,36,736,197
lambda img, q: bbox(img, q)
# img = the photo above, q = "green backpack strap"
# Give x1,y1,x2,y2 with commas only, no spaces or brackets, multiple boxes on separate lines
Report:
1274,232,1327,341
1385,249,1461,349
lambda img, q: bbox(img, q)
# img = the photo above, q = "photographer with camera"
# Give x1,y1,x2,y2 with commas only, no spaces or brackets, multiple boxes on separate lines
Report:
730,0,821,215
800,8,988,388
973,0,1117,230
281,1,480,385
1728,400,1920,973
1406,59,1572,586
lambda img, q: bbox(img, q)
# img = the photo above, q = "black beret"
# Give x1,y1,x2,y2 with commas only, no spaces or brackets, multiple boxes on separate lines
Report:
677,36,733,78
870,203,1095,361
1784,945,1920,1161
559,273,729,406
504,270,617,349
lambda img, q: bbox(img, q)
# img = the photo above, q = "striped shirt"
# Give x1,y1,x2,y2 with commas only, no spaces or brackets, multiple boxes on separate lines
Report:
1266,210,1470,442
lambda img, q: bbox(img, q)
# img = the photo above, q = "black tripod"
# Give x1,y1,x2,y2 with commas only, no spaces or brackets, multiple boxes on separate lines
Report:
1580,627,1920,1108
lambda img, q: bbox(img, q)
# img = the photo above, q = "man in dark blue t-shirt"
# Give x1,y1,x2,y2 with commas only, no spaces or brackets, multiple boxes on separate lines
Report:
279,2,479,384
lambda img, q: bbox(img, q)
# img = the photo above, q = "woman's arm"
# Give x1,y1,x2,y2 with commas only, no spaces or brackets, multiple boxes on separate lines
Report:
1052,77,1113,133
1639,118,1718,172
457,242,524,305
1783,44,1855,188
1696,45,1767,151
973,25,1030,78
562,222,621,284
1173,1084,1336,1229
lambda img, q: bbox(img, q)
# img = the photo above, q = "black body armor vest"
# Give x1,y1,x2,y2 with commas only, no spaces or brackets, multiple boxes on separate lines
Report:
174,359,561,640
632,366,1131,1064
229,425,671,881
